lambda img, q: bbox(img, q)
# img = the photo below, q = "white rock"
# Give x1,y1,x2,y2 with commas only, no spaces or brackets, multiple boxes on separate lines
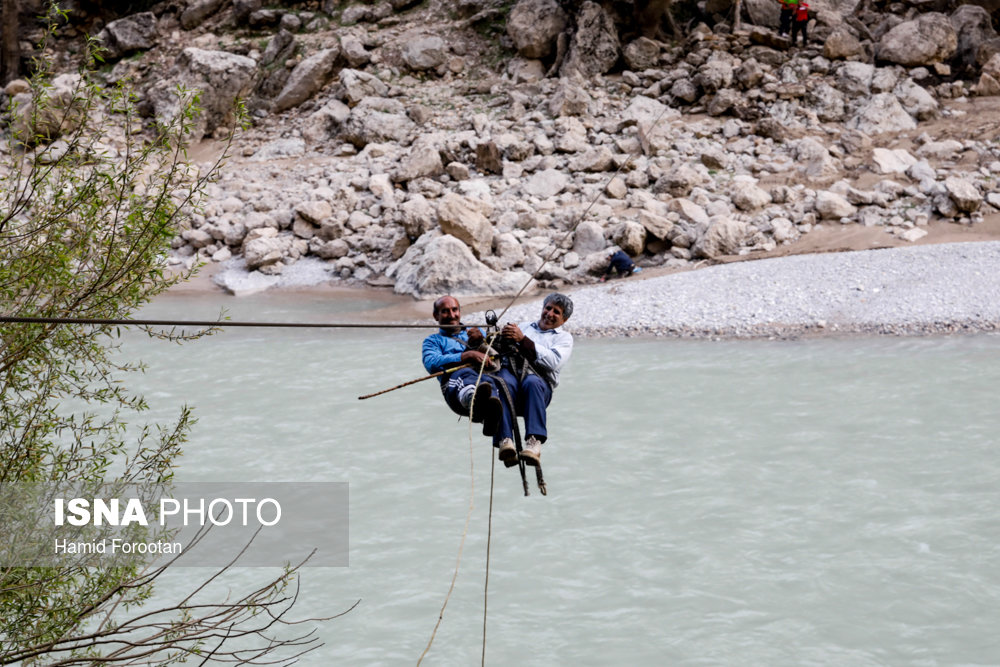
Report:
401,35,447,70
573,220,606,254
295,199,332,223
436,193,494,257
899,228,928,242
639,209,676,239
872,148,918,174
605,176,627,199
387,233,531,298
730,179,772,211
274,48,340,111
815,191,858,219
944,177,981,213
624,95,680,156
916,140,963,159
848,94,916,135
666,199,708,227
525,169,569,198
693,216,748,258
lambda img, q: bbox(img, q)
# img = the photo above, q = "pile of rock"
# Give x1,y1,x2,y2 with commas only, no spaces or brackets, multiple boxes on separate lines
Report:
5,0,1000,299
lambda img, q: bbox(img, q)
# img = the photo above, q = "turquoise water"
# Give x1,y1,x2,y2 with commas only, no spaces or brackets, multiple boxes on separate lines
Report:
123,293,1000,665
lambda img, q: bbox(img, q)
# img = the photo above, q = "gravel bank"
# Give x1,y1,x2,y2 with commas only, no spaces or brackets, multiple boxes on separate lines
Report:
493,241,1000,339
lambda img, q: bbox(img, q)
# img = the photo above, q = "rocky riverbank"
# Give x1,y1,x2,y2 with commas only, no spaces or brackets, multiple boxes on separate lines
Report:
5,0,1000,304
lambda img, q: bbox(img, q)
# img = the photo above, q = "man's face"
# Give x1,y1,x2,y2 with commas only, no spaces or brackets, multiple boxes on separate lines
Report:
538,301,566,331
434,297,462,331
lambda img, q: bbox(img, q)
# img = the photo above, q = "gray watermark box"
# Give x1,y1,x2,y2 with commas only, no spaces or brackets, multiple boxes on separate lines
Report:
0,482,348,567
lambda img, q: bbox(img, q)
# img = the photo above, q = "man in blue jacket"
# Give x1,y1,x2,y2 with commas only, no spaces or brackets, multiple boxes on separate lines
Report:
422,295,508,439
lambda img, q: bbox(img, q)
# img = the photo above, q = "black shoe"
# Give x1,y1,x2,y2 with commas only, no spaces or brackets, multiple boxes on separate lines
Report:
469,383,492,423
481,396,503,437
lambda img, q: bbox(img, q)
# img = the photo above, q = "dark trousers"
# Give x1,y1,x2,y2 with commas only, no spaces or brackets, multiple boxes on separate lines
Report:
492,368,553,445
778,7,793,35
791,19,808,46
444,367,552,446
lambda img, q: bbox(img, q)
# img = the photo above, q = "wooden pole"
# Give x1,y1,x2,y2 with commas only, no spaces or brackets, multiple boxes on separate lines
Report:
357,364,471,400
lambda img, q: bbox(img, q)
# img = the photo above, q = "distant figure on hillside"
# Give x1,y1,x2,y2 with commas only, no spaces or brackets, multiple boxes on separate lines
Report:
777,0,797,36
791,2,810,46
601,248,642,282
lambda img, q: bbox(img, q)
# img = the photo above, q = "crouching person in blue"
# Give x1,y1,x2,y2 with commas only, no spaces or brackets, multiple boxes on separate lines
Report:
422,295,508,438
495,293,574,467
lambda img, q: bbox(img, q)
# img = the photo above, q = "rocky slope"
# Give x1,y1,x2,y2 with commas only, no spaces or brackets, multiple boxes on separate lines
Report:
4,0,1000,298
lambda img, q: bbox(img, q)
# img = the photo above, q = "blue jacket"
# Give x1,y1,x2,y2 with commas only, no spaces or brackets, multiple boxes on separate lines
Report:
422,327,482,381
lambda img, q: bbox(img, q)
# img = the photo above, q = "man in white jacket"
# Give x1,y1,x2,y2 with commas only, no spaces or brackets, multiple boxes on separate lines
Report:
497,293,574,467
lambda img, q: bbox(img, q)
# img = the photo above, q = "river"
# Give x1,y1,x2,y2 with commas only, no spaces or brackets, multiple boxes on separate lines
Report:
122,290,1000,665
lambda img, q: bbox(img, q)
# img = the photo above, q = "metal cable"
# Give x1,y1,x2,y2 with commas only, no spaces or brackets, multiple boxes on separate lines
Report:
0,315,485,329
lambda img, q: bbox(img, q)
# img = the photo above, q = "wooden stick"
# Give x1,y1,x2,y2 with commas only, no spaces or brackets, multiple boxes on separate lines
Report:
357,364,471,400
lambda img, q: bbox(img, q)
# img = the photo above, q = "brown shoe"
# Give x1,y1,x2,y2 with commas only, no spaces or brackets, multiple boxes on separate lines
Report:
519,436,542,466
498,438,517,467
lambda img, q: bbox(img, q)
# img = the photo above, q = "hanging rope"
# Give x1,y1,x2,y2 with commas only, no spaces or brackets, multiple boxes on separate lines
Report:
421,93,679,666
416,329,501,666
482,430,497,666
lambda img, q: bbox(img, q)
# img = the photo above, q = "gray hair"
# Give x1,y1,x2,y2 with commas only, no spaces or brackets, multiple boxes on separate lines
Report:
544,293,573,320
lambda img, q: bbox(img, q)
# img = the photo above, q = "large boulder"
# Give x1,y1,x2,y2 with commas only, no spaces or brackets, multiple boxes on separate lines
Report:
97,12,157,61
243,230,293,270
823,29,865,61
876,13,957,66
944,177,981,213
893,79,938,121
730,178,772,211
836,61,874,96
548,78,592,116
808,82,847,122
339,68,389,106
147,48,256,142
624,95,680,156
573,220,606,254
401,35,447,71
524,168,569,198
623,37,660,71
10,74,85,143
560,1,620,78
399,194,436,238
394,136,445,182
387,233,531,298
273,48,340,111
847,93,916,135
695,57,735,93
507,0,568,59
180,0,227,30
815,191,857,219
436,193,494,257
950,5,997,71
340,97,416,147
614,221,646,256
693,217,748,258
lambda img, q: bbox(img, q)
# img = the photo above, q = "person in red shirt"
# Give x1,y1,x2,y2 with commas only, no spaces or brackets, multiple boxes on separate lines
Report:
791,2,810,46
